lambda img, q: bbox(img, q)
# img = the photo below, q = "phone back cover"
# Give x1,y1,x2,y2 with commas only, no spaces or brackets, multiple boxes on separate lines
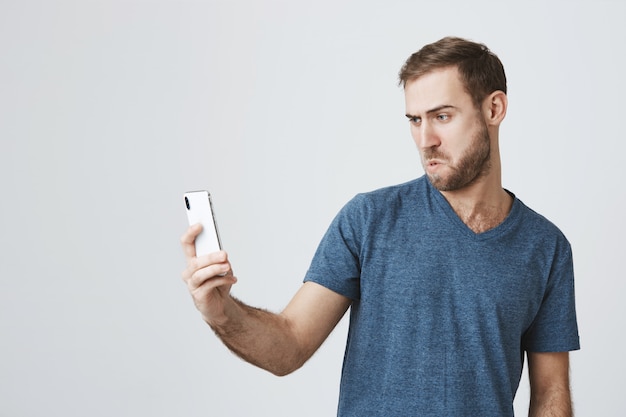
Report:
184,191,221,256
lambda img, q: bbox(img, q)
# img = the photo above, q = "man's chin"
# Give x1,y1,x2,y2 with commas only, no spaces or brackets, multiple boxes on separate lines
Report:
427,172,470,192
426,173,449,191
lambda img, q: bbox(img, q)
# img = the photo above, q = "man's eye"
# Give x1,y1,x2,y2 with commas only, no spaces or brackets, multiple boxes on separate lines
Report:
409,117,421,124
436,114,449,121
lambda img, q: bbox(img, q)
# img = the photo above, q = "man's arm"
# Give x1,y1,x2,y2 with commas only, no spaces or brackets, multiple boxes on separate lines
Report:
180,224,351,376
527,351,573,417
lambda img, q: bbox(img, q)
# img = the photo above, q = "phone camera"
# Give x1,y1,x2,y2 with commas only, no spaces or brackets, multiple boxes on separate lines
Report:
185,196,190,210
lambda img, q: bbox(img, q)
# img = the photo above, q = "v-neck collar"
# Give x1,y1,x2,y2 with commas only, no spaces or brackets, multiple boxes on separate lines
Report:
425,177,521,241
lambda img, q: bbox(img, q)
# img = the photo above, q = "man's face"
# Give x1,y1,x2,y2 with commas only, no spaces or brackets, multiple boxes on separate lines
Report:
404,67,491,192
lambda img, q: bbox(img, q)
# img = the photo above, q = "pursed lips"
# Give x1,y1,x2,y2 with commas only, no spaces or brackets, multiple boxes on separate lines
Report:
424,158,446,173
426,158,445,166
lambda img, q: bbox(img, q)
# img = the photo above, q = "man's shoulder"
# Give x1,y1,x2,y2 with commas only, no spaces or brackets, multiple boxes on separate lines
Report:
511,195,571,247
351,176,427,206
330,177,432,234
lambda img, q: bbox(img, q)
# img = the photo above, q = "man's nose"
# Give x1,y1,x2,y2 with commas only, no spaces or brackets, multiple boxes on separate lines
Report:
416,121,440,149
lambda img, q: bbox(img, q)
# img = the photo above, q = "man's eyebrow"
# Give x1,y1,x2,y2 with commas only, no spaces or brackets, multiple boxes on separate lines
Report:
425,105,456,115
406,105,456,119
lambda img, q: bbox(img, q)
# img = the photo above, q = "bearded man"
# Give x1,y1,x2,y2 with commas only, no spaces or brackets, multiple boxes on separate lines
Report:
181,37,580,417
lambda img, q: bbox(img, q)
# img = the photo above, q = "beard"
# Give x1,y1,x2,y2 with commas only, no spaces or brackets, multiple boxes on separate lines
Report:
422,121,491,192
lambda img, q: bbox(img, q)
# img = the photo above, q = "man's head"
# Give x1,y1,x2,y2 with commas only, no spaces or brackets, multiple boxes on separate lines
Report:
399,37,506,109
401,38,508,192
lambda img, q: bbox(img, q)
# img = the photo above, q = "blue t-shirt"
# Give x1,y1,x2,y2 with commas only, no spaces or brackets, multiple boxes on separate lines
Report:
304,176,580,417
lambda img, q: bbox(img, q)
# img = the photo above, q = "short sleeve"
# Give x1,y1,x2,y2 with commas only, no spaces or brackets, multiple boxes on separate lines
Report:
523,243,580,352
303,195,366,300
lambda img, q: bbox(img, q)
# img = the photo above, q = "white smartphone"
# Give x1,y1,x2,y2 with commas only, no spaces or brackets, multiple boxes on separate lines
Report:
184,190,223,256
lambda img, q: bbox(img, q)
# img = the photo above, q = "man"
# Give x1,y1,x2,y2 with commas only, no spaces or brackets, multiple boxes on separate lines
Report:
181,37,580,416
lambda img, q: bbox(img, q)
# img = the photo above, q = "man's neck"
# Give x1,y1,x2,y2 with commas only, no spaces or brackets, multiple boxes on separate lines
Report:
440,177,513,234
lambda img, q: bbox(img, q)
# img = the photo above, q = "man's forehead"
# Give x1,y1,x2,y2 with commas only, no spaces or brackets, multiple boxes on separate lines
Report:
404,67,470,112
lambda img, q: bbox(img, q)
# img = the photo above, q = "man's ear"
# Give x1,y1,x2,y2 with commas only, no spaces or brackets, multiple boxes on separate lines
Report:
483,91,507,126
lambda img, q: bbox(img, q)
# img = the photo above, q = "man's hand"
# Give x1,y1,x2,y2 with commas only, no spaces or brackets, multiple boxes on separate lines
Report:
180,224,237,325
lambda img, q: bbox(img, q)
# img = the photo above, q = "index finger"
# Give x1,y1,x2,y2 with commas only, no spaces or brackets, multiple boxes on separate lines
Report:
180,223,203,259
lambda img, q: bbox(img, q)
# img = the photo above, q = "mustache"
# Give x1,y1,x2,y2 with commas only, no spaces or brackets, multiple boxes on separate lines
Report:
422,148,448,161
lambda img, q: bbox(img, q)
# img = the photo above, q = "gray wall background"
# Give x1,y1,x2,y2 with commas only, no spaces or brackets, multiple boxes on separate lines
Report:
1,1,624,416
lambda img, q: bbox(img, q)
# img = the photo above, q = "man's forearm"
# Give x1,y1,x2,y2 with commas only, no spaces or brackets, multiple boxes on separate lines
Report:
208,296,305,376
529,386,573,417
